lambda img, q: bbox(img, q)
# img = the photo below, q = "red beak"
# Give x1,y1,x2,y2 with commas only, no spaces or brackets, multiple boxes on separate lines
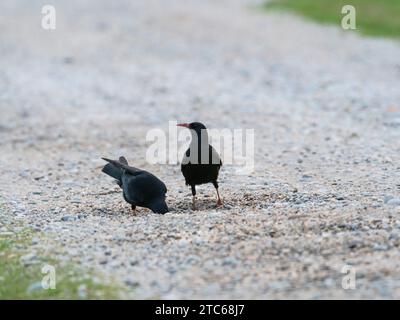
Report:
177,123,189,128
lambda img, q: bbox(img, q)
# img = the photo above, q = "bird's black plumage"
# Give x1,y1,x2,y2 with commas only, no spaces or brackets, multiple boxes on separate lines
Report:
177,122,222,209
101,156,168,214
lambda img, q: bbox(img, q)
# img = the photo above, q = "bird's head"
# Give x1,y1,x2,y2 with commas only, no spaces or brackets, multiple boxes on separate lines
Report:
177,122,207,130
149,197,169,214
177,122,208,140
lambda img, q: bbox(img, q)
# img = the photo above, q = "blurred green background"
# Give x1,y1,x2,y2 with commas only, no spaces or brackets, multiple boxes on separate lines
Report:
265,0,400,38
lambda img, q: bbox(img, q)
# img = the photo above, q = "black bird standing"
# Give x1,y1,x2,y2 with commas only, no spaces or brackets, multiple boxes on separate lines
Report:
177,122,222,209
101,156,169,214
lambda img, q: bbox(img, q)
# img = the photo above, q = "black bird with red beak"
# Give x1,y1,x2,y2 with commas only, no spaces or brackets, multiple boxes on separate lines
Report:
177,122,222,209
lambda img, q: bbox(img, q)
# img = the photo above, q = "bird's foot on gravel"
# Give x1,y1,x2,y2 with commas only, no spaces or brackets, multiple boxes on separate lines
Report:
131,204,136,212
216,189,223,207
192,196,197,211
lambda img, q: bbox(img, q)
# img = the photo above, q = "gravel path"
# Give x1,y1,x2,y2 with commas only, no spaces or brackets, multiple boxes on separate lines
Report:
1,0,400,299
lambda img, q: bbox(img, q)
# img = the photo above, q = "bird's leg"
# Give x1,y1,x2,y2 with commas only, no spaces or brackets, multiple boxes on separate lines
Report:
191,185,196,210
192,196,196,210
131,204,136,212
216,189,222,206
213,181,223,206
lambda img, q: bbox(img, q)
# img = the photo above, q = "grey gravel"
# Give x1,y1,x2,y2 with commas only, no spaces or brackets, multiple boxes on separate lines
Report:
387,199,400,207
0,0,400,299
20,253,40,267
61,215,76,222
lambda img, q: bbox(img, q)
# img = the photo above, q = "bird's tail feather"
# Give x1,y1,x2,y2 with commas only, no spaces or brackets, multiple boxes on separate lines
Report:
101,157,141,175
101,163,122,181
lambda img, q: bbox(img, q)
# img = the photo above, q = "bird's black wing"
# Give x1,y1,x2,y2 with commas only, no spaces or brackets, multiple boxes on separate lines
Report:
122,171,166,206
122,174,145,205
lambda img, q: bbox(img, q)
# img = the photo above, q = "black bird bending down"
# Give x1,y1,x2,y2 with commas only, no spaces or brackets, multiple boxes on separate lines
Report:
101,156,169,214
177,122,222,209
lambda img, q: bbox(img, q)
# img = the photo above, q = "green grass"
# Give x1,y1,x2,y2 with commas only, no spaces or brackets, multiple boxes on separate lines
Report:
0,196,122,299
264,0,400,38
0,227,121,300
